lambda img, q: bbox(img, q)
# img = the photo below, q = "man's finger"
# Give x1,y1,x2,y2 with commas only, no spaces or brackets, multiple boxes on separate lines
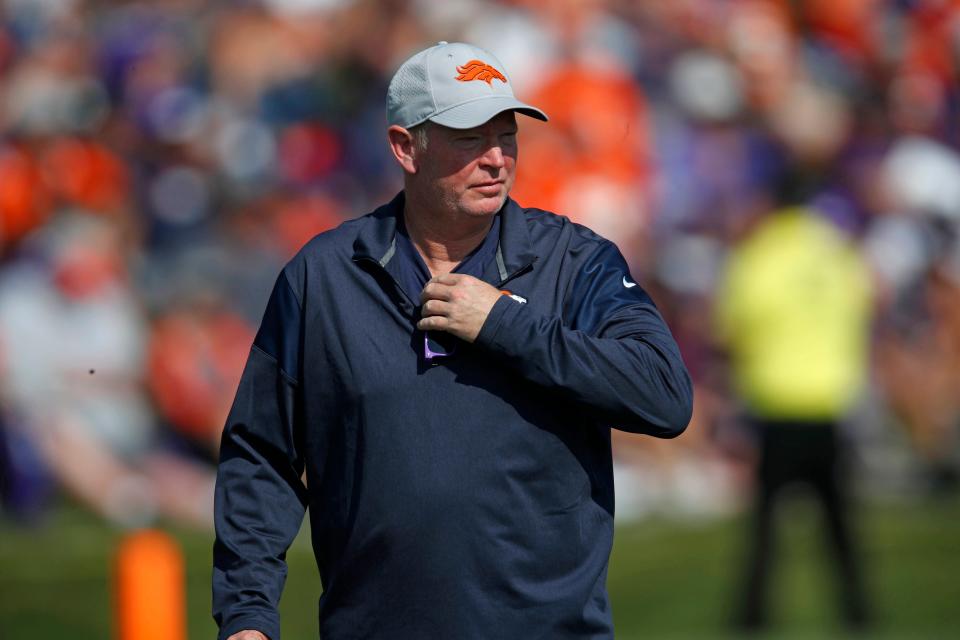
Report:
421,282,453,303
421,299,451,317
430,272,465,286
417,315,449,331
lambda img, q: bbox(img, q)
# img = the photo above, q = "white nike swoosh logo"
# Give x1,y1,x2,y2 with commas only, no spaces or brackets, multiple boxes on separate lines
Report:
622,276,637,288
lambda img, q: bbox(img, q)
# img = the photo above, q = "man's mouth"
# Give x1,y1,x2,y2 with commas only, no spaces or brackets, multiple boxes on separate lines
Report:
472,181,504,192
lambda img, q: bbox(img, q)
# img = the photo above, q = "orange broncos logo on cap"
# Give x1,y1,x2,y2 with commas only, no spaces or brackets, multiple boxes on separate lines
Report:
455,60,507,85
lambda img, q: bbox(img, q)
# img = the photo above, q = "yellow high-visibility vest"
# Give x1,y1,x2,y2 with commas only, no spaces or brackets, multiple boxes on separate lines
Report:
715,208,872,419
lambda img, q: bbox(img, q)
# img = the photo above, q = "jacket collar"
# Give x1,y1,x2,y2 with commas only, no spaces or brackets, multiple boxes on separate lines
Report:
496,196,538,278
352,191,404,266
352,191,538,280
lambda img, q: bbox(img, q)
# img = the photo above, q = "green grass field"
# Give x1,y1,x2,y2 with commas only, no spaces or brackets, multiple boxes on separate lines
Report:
1,497,958,639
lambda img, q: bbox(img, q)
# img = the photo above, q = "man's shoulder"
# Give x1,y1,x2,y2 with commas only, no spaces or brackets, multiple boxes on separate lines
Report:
511,201,611,254
279,202,393,294
292,216,365,261
289,197,396,264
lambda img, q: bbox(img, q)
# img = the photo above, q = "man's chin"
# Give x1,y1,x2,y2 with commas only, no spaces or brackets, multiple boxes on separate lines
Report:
464,192,508,216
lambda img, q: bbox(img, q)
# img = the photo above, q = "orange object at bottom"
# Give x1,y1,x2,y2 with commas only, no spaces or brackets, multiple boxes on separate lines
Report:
115,530,186,640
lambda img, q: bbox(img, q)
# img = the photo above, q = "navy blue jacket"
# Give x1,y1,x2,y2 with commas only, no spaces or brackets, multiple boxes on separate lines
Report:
213,193,693,640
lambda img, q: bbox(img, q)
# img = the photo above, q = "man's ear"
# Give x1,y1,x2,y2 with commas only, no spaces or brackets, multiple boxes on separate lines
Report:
387,125,418,174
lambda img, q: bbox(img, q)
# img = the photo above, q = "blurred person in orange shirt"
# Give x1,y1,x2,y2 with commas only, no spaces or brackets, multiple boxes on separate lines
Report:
148,297,255,456
0,143,52,256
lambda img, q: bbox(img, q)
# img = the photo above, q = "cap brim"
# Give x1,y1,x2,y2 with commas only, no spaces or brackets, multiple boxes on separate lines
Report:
428,96,548,129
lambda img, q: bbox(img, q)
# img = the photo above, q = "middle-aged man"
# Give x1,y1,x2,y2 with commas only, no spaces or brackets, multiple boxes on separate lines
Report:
214,41,693,640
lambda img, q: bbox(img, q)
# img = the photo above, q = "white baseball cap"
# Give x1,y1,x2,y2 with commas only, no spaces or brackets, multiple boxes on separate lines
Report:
386,41,548,130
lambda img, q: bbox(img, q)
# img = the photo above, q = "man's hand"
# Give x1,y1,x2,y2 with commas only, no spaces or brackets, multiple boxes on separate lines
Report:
418,273,503,343
226,631,270,640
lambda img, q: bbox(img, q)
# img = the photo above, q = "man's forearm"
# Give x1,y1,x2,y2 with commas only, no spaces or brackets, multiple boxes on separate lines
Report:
475,296,693,437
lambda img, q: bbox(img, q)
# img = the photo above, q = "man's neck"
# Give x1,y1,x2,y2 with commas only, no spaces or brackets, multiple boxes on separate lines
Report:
403,199,496,277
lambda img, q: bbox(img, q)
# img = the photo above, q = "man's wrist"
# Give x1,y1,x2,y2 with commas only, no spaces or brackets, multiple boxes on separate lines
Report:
226,631,270,640
219,615,279,640
474,294,525,350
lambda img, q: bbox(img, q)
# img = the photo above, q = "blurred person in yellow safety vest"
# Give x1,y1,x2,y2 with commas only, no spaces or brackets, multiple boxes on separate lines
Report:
715,206,872,631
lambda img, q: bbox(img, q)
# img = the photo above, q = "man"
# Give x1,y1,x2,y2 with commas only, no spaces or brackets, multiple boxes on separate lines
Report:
214,42,692,640
715,203,872,630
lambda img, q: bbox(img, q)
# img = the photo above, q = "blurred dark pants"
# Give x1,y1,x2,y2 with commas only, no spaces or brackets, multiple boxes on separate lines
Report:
0,414,55,522
737,418,870,630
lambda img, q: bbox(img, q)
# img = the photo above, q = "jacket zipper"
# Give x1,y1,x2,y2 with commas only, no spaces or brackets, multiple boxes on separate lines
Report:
497,258,537,290
353,256,418,316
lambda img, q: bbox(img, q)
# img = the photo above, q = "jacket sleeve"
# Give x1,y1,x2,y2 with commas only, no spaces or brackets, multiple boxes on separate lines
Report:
475,240,693,437
212,268,308,640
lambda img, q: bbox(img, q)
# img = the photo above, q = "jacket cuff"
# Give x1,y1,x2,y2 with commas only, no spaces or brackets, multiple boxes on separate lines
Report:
219,614,279,640
475,294,529,354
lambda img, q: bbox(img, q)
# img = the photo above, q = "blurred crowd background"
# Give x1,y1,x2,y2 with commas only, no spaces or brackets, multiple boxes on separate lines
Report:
0,0,958,543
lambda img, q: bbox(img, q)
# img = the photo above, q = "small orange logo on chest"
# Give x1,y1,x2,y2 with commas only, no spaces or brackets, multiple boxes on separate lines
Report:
455,60,507,85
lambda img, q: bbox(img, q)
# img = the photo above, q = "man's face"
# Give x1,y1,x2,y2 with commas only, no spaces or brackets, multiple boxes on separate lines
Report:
415,111,518,219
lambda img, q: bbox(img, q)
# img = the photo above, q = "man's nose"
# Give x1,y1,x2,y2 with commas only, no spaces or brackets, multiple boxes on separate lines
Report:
480,143,506,169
